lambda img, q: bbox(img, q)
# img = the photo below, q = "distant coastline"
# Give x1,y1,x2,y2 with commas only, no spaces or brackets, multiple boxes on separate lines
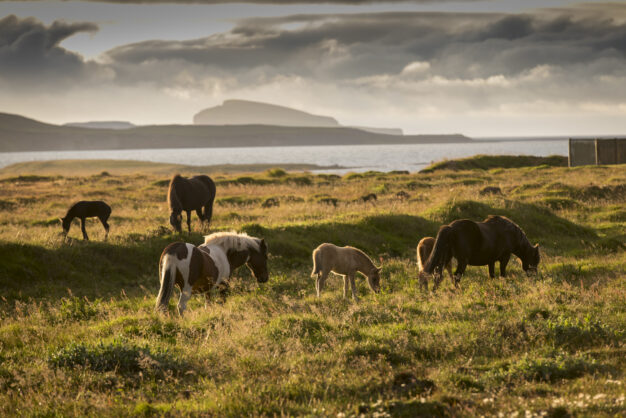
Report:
0,112,470,153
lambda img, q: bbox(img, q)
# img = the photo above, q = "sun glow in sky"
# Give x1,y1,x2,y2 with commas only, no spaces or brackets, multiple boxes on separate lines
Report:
0,0,625,136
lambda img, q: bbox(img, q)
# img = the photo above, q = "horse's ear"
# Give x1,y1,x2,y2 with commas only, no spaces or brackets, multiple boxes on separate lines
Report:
260,238,267,251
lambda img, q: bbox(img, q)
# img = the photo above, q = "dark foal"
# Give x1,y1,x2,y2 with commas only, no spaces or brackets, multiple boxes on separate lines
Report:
61,201,111,240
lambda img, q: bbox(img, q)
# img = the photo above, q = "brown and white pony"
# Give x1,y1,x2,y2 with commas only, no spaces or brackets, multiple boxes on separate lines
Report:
155,232,268,315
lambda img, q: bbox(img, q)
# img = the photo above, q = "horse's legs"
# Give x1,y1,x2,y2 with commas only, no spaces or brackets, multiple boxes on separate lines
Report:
315,273,321,297
453,260,467,288
343,275,349,298
418,271,429,292
177,283,193,316
316,270,329,298
349,274,359,302
186,211,192,233
445,260,453,280
99,216,110,240
500,254,511,277
80,217,89,240
488,263,495,279
204,203,213,227
433,269,444,291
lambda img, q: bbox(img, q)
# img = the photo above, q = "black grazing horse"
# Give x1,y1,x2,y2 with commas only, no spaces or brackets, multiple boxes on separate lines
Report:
168,174,216,233
424,215,540,287
61,200,111,240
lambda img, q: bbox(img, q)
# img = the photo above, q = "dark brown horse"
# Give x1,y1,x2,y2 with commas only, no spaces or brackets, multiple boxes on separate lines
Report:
168,174,216,233
424,215,539,287
60,200,111,240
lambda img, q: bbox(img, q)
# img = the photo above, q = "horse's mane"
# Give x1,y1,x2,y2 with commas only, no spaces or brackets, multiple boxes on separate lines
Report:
346,245,377,268
485,215,531,247
203,231,261,252
167,174,183,212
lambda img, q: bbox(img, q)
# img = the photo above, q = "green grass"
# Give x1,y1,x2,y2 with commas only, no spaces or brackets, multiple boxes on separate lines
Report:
420,154,568,173
0,157,624,416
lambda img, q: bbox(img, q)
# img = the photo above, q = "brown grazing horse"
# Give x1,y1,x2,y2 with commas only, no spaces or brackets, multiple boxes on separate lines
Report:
168,174,216,233
417,237,452,291
60,200,111,240
424,215,540,287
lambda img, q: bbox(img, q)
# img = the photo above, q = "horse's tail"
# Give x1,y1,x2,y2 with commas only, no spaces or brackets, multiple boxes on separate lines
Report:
201,176,216,224
424,226,453,274
311,248,323,277
167,174,183,212
416,243,428,272
155,253,177,313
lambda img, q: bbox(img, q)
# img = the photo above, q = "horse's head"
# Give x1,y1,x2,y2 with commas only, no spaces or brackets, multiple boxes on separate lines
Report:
522,243,540,276
169,212,183,233
59,217,71,235
247,238,269,283
367,266,382,293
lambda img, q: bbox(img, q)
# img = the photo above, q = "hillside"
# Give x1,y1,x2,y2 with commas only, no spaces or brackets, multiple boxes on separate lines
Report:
193,99,340,127
0,159,342,176
0,112,472,152
63,121,136,130
0,159,624,416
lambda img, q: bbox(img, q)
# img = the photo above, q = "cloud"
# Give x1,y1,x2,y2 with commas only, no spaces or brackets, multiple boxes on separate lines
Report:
103,9,626,88
0,15,100,88
20,0,481,3
3,4,626,135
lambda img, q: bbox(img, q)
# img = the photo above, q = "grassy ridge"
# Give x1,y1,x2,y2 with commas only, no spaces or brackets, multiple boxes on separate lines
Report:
0,160,624,416
420,154,568,172
0,159,341,176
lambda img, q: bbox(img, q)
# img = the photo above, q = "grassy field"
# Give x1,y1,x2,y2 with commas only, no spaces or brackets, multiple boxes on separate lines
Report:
0,158,624,416
0,159,340,176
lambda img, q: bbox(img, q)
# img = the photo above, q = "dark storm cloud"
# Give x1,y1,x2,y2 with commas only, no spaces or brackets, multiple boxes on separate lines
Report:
104,8,626,84
17,0,480,3
0,14,99,86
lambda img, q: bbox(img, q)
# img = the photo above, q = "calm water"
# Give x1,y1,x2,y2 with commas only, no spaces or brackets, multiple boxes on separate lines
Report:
0,140,568,174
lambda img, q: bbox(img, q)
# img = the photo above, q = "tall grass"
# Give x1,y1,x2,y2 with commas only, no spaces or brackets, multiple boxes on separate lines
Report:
0,160,624,416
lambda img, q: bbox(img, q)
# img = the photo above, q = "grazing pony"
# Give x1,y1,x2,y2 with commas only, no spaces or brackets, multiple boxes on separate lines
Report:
417,237,452,291
60,200,111,240
424,215,540,288
155,232,268,315
168,174,216,233
311,243,381,302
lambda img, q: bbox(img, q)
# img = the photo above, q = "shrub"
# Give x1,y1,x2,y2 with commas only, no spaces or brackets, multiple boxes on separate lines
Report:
284,175,312,186
490,353,601,383
152,179,170,187
48,340,188,378
58,296,100,321
545,316,623,349
266,168,287,178
0,175,56,183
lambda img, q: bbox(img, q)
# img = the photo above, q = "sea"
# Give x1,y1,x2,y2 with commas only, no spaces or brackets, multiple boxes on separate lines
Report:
0,139,568,174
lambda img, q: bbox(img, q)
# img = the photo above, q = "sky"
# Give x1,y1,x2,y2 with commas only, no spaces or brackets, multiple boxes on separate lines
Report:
0,0,625,136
